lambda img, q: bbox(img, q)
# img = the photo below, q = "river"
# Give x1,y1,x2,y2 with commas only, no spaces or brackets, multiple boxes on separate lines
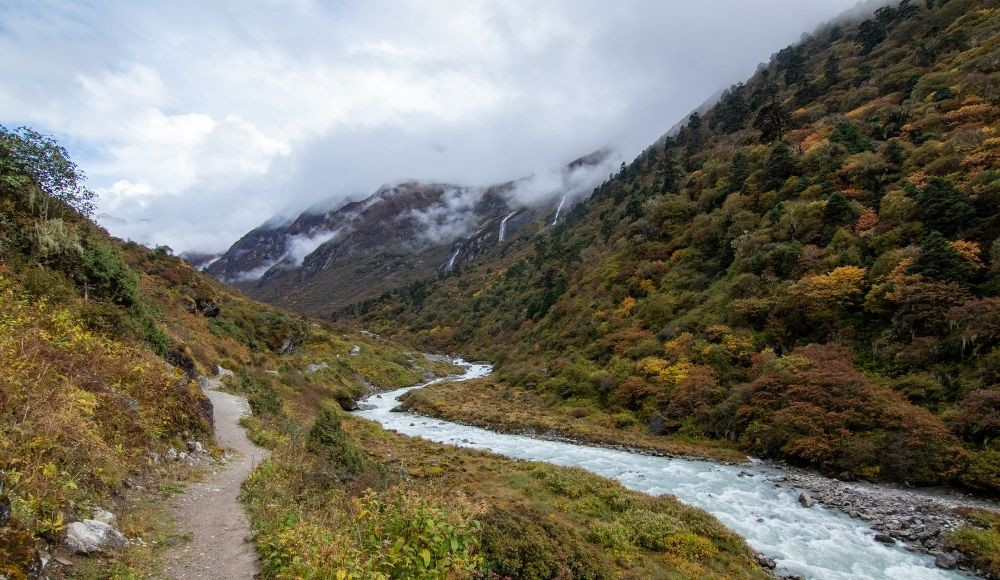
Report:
355,360,967,579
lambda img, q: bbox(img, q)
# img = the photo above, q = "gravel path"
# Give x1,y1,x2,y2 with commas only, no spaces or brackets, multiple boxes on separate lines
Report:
162,377,269,579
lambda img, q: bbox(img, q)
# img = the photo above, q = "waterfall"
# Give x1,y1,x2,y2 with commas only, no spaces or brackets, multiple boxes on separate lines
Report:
498,211,517,242
551,193,568,225
446,248,460,271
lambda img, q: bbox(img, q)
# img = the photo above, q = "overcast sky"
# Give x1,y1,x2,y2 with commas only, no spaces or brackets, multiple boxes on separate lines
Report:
0,0,861,253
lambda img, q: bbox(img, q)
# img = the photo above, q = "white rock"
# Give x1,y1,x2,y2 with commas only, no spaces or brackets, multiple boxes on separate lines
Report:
306,362,329,374
64,520,127,554
91,508,116,526
350,345,361,357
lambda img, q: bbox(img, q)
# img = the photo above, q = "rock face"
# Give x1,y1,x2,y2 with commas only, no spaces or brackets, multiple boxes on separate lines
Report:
797,492,815,508
64,520,127,554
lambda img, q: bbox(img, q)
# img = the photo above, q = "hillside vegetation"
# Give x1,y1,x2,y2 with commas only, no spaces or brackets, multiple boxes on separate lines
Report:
0,127,768,578
346,0,1000,495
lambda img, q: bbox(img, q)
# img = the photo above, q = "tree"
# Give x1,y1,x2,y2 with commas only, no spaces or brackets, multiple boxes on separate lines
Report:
712,84,748,134
788,265,867,325
729,152,751,193
753,101,790,142
781,46,806,86
0,125,96,217
824,54,840,85
830,121,874,154
911,231,971,283
857,19,887,55
824,192,855,227
914,178,975,235
764,142,797,191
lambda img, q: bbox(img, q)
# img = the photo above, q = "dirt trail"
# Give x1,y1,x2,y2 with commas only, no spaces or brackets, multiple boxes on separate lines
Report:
162,377,269,579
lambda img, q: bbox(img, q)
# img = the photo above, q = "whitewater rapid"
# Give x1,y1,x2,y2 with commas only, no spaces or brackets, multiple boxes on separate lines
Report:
355,360,967,580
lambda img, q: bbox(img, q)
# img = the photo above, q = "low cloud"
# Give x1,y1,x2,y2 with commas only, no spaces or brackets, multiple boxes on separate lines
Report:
1,0,861,252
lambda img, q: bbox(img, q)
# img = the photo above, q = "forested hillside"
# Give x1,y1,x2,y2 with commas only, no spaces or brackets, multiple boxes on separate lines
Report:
345,0,1000,493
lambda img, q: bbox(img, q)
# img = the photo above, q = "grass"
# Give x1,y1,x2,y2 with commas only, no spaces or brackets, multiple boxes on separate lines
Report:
239,386,767,579
400,378,746,463
947,508,1000,577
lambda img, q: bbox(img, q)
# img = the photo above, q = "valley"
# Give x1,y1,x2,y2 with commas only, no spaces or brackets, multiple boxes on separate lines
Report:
3,0,1000,578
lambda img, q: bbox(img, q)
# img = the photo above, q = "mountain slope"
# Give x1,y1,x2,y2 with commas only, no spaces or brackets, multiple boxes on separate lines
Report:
343,0,1000,494
207,151,616,316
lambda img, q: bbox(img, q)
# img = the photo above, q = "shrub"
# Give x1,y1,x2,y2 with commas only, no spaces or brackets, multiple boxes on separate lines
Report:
235,372,283,418
946,510,1000,578
307,408,365,477
479,506,611,580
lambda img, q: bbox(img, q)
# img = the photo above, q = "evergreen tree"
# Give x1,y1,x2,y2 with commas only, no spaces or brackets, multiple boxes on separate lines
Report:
783,47,806,85
753,101,790,142
711,84,748,134
825,192,854,225
824,54,840,85
858,19,887,55
764,142,797,191
915,178,975,235
729,152,751,193
912,230,970,283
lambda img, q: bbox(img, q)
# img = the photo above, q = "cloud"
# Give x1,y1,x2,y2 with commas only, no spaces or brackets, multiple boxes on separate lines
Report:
0,0,862,253
409,187,485,245
284,228,342,267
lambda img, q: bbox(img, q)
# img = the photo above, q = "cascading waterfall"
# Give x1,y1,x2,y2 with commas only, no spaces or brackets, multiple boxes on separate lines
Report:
498,211,517,242
357,360,968,580
551,193,568,225
445,248,460,271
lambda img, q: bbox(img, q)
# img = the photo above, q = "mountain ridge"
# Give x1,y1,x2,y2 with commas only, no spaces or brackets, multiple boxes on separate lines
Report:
205,150,618,314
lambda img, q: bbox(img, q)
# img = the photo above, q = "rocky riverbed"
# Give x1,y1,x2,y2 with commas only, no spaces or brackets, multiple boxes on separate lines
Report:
775,465,999,576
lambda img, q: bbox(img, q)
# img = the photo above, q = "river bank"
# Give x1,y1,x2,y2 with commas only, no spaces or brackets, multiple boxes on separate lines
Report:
358,360,996,579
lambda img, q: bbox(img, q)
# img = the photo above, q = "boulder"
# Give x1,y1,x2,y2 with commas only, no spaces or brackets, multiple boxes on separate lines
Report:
798,492,815,508
934,553,958,569
873,533,894,544
350,345,361,357
195,297,220,318
306,362,329,374
64,520,127,554
336,397,359,412
755,554,777,569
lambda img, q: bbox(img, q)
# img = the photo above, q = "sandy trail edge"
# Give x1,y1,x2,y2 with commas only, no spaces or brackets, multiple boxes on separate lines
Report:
161,377,270,579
